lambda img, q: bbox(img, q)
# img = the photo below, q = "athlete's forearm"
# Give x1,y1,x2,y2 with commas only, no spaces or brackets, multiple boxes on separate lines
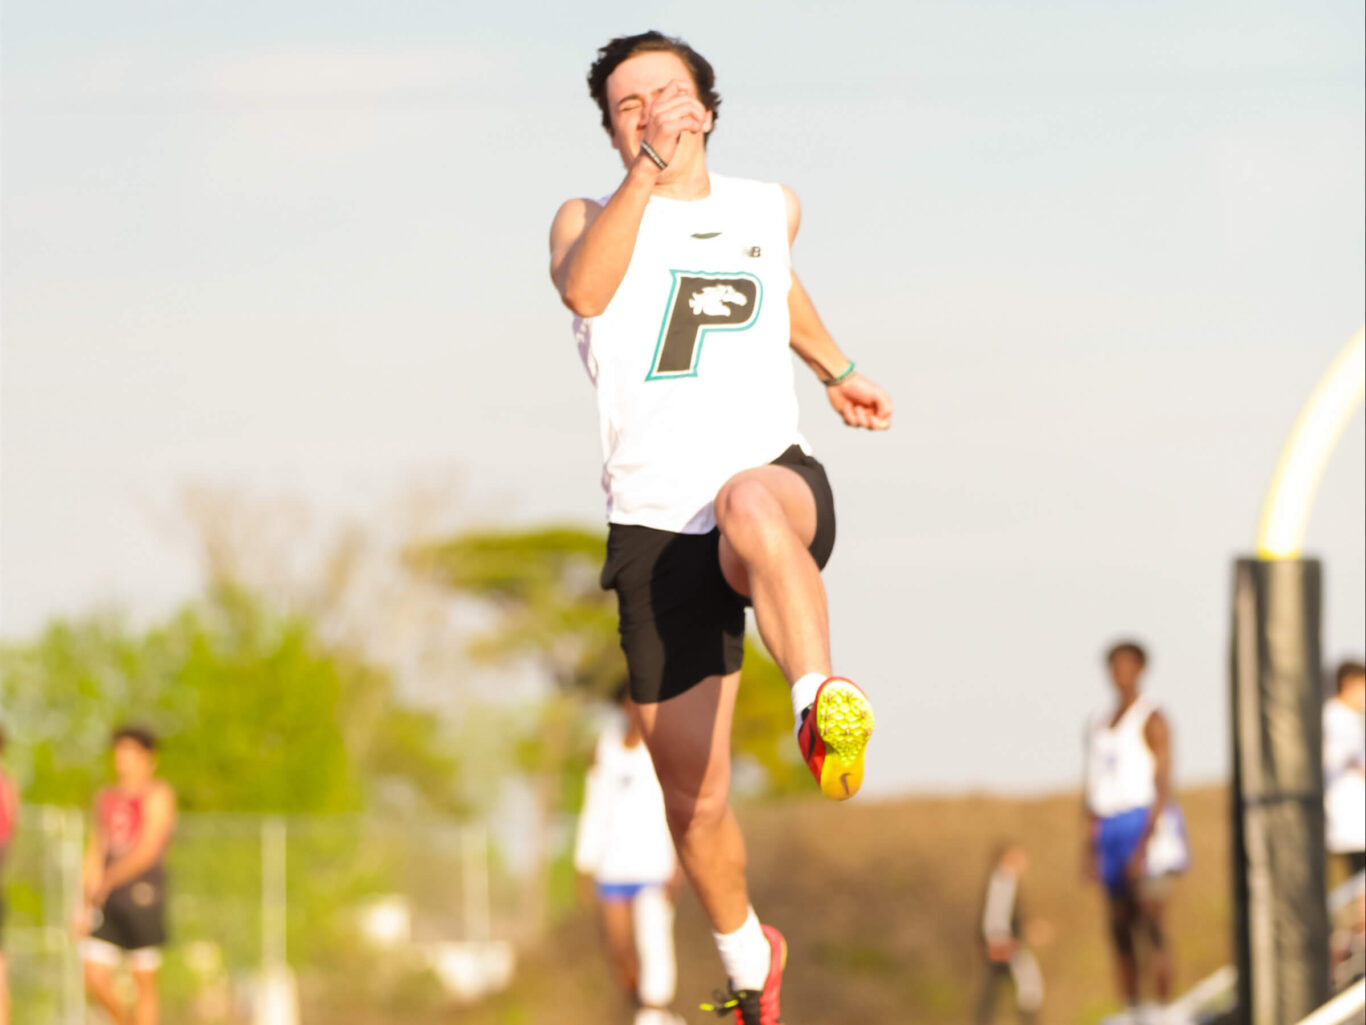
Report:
101,844,165,893
787,273,849,380
82,840,106,893
1082,810,1100,854
1141,772,1173,844
559,159,661,317
1142,715,1173,842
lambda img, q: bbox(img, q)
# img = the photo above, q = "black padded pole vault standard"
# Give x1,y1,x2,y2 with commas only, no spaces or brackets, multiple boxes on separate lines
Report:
1229,558,1331,1025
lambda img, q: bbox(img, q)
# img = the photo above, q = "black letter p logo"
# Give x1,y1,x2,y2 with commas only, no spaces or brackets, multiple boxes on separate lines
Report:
646,272,763,380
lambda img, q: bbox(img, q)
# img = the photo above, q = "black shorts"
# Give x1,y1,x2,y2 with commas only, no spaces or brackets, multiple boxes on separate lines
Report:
91,869,168,952
602,444,836,704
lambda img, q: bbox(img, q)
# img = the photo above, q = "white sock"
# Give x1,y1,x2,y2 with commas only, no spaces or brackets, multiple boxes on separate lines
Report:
713,907,771,991
791,672,827,736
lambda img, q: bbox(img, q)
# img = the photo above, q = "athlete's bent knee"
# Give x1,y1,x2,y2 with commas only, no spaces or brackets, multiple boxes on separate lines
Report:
715,479,782,545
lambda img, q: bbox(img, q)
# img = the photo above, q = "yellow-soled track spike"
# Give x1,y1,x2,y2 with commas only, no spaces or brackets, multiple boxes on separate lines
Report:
815,679,875,801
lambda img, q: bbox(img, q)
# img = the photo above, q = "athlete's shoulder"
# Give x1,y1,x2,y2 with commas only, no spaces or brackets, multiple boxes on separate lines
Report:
1143,702,1169,734
550,196,604,242
148,779,177,804
553,195,604,220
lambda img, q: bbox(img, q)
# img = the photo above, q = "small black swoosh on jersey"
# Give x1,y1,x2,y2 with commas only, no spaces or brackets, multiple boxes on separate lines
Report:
690,231,723,239
840,773,852,795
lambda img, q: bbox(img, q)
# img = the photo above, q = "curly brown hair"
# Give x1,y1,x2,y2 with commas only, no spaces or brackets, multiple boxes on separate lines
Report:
586,31,721,139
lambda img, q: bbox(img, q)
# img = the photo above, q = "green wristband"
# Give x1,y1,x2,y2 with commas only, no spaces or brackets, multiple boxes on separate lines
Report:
821,361,856,386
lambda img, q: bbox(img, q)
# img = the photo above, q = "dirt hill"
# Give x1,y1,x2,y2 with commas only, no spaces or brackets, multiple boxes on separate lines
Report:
455,785,1231,1025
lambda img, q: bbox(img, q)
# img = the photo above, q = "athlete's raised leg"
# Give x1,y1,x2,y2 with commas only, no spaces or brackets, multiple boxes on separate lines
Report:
715,463,874,802
714,465,826,681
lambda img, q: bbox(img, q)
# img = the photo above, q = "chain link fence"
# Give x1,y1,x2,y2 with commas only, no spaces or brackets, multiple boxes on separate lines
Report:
6,809,525,1024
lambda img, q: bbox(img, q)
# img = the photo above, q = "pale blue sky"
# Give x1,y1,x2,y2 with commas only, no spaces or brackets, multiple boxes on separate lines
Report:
2,1,1363,792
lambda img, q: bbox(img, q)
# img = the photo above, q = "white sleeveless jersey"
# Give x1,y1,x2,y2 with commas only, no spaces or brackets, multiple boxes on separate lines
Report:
1085,694,1159,817
1323,698,1366,853
574,173,806,534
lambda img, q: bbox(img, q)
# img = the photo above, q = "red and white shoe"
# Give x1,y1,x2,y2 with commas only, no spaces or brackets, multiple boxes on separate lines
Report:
797,676,875,801
701,924,787,1024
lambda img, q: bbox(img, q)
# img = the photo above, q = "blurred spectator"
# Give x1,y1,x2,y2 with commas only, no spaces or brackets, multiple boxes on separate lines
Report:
1083,641,1189,1023
0,724,16,1025
75,724,177,1025
973,843,1045,1025
575,685,684,1025
1324,659,1365,975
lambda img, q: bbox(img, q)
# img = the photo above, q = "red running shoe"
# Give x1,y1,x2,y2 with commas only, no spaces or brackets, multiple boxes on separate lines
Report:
797,676,875,801
701,924,787,1024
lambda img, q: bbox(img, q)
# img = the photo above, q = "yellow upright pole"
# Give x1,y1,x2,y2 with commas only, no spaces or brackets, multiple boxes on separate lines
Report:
1257,328,1365,559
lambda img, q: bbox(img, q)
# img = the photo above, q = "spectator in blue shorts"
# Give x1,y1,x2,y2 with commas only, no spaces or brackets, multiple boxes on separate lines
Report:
1083,641,1189,1023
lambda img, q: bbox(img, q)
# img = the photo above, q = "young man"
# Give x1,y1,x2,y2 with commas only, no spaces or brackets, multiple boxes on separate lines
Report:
1323,659,1365,973
0,725,17,1025
549,30,893,1023
574,684,685,1025
77,725,177,1025
1083,642,1189,1024
974,844,1045,1025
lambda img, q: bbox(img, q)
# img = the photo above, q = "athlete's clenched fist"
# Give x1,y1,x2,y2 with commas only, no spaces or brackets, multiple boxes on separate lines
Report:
826,373,894,431
635,79,710,167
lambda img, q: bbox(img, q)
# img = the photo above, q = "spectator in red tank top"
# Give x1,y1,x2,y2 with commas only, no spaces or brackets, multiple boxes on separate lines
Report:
75,724,176,1025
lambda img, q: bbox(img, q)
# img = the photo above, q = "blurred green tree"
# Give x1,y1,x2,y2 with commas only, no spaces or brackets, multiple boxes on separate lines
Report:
410,525,808,807
0,584,461,815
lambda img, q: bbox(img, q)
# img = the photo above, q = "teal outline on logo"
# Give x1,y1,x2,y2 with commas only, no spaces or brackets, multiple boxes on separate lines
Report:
645,270,764,381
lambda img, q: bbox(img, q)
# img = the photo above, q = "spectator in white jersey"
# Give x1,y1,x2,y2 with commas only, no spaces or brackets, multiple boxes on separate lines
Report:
1083,641,1189,1023
1324,659,1365,969
973,843,1045,1025
549,30,893,1024
575,683,684,1025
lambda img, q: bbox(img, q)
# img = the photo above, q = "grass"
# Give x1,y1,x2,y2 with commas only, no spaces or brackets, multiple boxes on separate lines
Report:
444,784,1231,1025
